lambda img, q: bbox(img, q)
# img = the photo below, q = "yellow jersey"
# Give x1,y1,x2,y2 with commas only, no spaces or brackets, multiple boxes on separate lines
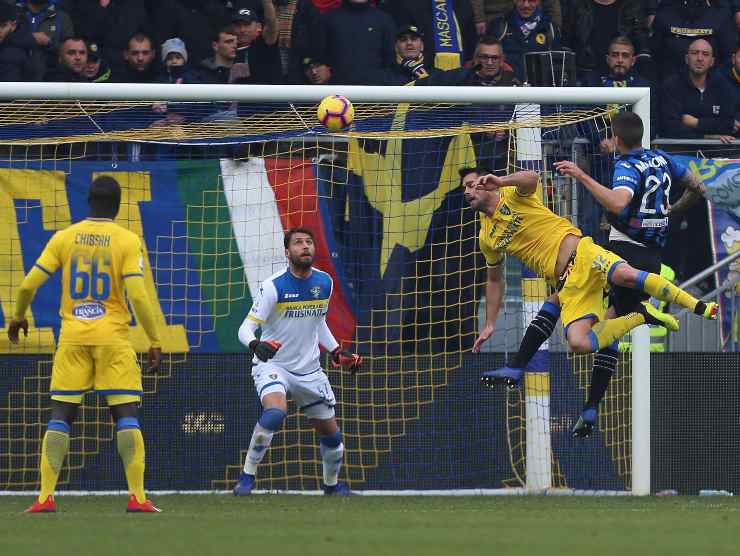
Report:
34,218,145,346
478,188,581,284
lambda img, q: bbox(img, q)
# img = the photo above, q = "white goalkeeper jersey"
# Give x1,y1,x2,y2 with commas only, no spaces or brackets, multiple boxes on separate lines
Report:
245,267,336,375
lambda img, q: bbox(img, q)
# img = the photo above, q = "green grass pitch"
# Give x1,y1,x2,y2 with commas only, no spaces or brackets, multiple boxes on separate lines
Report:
1,495,738,556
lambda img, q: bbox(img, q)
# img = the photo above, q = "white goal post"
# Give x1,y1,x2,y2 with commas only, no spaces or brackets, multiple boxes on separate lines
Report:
0,82,652,496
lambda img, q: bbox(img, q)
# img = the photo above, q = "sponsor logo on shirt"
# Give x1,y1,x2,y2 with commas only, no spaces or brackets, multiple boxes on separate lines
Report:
284,293,299,299
72,302,106,320
616,175,638,183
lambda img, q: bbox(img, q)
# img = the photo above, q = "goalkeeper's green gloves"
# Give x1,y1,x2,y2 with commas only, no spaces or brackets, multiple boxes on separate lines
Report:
331,347,362,373
249,339,282,362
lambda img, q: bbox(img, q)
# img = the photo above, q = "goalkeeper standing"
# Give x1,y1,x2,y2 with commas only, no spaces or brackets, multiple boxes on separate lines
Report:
234,228,361,496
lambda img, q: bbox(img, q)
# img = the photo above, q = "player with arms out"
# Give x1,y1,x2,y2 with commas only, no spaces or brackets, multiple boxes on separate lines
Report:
7,176,162,513
479,112,708,438
233,227,361,496
462,164,715,388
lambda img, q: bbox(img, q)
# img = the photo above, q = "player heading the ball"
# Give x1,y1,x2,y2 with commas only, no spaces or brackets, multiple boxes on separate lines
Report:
461,166,716,383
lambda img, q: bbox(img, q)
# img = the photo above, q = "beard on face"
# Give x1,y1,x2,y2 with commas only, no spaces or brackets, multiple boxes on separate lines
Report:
290,252,313,269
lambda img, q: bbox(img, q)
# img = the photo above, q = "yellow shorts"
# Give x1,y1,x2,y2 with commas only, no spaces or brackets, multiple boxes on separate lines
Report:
50,344,142,406
559,237,625,330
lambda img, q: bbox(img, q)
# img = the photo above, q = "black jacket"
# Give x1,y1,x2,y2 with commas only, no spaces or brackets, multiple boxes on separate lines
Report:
149,0,231,68
315,2,395,85
0,40,29,81
660,71,736,137
111,62,160,83
416,66,521,87
45,64,88,82
73,0,151,71
651,3,736,81
562,0,649,74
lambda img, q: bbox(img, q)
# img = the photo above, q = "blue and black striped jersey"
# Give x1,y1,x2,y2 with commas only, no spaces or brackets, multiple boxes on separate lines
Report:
608,148,688,248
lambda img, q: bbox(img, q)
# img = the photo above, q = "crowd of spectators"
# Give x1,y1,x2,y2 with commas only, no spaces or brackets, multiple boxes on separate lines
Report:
0,0,736,139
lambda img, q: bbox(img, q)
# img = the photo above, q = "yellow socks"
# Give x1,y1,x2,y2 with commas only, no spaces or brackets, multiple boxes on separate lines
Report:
38,420,70,503
639,272,699,312
116,418,146,504
589,312,645,351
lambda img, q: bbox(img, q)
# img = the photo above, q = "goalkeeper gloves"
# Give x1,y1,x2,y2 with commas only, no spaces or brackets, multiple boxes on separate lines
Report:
249,339,282,362
331,347,362,373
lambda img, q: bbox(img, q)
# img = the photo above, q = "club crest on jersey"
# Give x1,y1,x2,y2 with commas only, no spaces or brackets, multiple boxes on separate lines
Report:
499,204,511,215
269,374,278,380
72,302,106,320
310,286,322,298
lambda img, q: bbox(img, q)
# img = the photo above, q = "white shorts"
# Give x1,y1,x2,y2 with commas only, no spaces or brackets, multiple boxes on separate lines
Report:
252,361,336,420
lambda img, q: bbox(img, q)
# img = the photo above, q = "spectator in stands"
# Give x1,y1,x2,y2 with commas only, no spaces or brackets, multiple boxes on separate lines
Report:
377,25,430,85
587,36,657,137
719,44,740,125
651,0,736,82
232,6,283,84
45,36,88,81
0,4,28,81
112,32,158,83
660,38,737,142
18,0,74,81
301,55,332,84
416,35,521,86
384,0,478,69
487,0,561,82
199,24,249,84
279,0,321,83
73,0,151,72
471,0,562,31
314,0,395,85
562,0,651,83
83,41,111,82
150,0,231,67
157,37,200,83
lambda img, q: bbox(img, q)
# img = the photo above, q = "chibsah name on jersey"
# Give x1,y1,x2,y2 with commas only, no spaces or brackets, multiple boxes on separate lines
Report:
74,232,111,247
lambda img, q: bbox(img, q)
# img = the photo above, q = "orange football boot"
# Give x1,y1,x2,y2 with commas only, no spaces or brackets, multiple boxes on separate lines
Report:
126,495,161,513
25,495,56,513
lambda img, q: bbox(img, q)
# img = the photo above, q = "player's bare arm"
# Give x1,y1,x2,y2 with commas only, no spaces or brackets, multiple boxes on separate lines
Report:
474,170,539,195
472,265,505,353
554,160,632,214
670,170,707,214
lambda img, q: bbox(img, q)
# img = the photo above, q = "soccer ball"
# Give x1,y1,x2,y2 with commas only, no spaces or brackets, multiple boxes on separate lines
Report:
316,95,354,132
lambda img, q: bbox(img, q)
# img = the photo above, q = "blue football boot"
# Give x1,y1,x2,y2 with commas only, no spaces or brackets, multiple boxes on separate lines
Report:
571,407,598,439
233,472,256,496
323,482,354,496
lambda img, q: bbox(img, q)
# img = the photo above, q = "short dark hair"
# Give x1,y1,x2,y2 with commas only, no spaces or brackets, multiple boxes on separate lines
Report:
608,36,635,54
211,24,237,43
611,111,644,149
284,227,315,248
88,176,121,217
61,36,87,49
477,35,502,49
459,166,493,184
127,32,153,50
0,3,17,25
